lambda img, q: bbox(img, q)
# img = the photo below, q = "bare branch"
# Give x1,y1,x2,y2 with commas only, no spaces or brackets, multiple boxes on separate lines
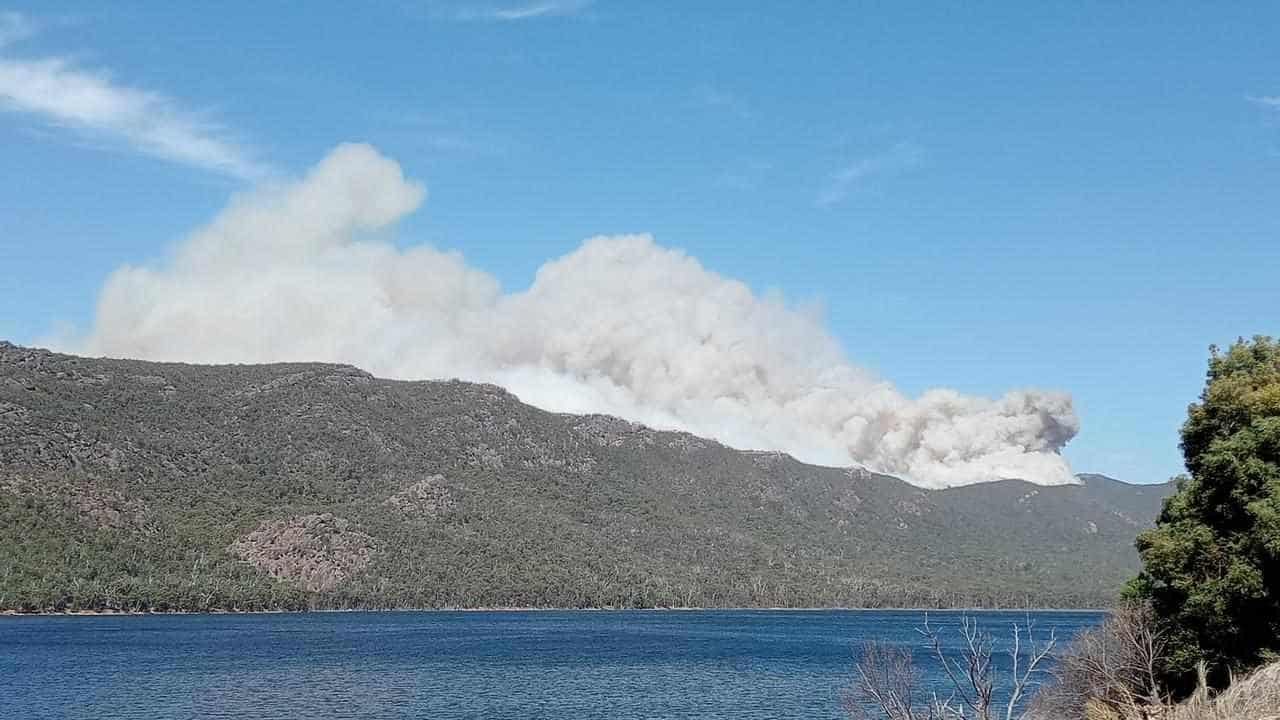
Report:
1026,603,1169,719
849,613,1067,720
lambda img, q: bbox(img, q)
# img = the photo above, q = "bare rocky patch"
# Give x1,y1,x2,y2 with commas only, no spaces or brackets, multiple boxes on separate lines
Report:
572,415,656,448
0,401,30,423
0,474,144,530
233,367,372,399
384,475,456,519
747,450,792,469
71,487,144,529
229,514,375,592
895,493,930,517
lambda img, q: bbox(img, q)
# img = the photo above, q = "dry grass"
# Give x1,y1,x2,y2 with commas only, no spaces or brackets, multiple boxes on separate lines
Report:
1161,661,1280,720
1084,662,1280,720
1028,604,1280,720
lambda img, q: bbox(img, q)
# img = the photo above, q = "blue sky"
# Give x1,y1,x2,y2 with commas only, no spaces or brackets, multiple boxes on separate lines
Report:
2,2,1278,484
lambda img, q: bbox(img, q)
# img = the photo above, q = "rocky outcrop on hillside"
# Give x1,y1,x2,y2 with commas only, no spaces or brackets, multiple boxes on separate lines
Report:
230,514,376,592
384,475,456,519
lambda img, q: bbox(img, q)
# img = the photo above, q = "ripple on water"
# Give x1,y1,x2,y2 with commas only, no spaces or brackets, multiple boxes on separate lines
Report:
0,609,1103,720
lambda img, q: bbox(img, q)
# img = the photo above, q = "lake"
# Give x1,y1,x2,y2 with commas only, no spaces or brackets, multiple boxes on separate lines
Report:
0,609,1103,719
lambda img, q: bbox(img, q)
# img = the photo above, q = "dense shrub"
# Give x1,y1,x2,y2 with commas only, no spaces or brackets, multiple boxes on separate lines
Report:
1127,336,1280,693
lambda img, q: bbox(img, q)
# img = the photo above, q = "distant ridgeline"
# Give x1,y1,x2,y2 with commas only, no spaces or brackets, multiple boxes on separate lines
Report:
0,342,1172,612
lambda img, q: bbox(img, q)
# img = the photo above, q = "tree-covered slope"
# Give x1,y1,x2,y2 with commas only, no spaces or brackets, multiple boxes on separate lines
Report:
0,342,1172,611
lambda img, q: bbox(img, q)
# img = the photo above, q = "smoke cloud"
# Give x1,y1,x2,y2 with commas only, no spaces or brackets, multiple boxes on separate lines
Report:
81,143,1079,488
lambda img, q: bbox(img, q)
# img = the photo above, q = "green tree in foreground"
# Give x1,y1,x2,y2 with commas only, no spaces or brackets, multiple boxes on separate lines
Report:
1127,335,1280,694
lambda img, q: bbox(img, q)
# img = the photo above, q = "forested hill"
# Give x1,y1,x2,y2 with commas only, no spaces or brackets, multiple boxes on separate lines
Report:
0,342,1173,612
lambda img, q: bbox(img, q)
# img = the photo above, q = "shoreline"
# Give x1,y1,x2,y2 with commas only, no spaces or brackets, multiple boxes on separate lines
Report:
1,605,1111,618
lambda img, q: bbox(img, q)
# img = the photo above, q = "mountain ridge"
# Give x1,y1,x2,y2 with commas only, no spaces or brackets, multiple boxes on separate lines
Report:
0,342,1173,611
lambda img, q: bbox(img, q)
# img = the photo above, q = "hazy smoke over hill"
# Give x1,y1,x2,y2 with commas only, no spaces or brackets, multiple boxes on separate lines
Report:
80,143,1079,488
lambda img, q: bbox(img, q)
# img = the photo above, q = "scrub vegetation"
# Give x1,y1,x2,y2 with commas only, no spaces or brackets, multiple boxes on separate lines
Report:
0,341,1167,612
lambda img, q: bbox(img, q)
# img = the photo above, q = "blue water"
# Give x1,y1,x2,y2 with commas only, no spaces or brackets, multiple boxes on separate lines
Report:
0,609,1102,719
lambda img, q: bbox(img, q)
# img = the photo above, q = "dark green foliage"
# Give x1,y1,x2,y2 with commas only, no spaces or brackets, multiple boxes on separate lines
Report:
0,342,1170,613
1128,336,1280,693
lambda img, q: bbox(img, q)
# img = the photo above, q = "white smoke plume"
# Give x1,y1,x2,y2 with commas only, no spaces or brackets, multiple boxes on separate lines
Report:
81,143,1080,488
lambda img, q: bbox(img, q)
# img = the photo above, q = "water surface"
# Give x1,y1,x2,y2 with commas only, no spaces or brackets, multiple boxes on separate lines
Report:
0,609,1103,719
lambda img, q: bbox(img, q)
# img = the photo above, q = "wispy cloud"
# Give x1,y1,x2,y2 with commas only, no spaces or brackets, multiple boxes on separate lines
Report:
1247,95,1280,109
450,0,594,22
816,142,926,208
0,15,266,179
0,10,35,47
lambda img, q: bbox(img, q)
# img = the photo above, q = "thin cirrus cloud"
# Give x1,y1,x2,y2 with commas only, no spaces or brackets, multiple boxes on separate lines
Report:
0,10,35,47
0,13,267,180
815,142,926,208
1248,95,1280,109
449,0,595,22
